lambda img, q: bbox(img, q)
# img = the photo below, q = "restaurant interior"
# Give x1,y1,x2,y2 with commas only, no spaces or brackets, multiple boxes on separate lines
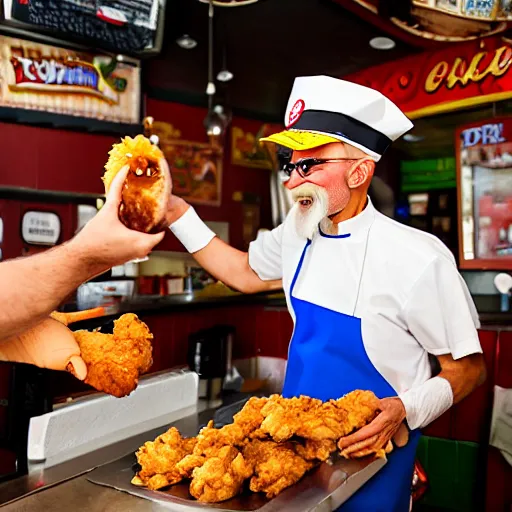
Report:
0,0,511,511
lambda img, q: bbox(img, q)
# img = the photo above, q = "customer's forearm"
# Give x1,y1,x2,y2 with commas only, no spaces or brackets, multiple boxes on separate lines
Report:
0,241,105,342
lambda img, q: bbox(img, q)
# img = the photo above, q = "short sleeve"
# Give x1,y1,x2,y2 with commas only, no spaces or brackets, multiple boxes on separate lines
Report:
248,224,284,281
403,255,482,360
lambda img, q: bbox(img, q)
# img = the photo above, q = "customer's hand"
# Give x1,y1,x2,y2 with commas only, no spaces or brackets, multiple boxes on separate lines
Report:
0,318,87,379
70,165,165,271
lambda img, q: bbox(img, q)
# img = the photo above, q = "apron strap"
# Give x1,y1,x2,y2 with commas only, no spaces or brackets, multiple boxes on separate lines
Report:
290,239,312,294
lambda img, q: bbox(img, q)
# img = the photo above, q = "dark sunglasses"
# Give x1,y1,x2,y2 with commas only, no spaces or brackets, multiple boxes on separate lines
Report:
281,158,357,178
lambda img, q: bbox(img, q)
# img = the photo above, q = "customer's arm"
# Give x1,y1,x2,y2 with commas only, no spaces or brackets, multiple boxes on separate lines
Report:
0,166,164,342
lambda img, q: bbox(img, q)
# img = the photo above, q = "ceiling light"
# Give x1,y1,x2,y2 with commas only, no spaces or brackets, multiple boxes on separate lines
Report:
403,133,425,142
176,34,197,49
369,37,396,50
204,109,227,137
206,82,216,95
217,68,234,82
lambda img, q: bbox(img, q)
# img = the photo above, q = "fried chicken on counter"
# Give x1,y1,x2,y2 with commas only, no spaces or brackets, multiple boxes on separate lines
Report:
131,390,386,503
176,454,206,479
259,395,322,442
69,313,153,398
243,440,315,498
192,396,269,459
259,390,380,443
132,427,196,490
189,445,253,503
294,439,337,462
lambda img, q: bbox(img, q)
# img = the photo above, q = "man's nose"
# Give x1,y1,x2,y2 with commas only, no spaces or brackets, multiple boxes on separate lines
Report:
284,170,304,190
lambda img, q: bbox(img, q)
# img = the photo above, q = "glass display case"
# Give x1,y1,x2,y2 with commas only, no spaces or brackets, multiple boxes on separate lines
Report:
457,116,512,269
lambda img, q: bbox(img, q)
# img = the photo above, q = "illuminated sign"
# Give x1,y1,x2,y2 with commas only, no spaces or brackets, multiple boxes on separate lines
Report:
345,37,512,119
461,123,507,148
425,45,512,94
0,35,140,124
9,54,124,104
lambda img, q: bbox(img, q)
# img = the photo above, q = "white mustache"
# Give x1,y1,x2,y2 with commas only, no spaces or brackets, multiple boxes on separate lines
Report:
290,183,329,239
291,183,324,202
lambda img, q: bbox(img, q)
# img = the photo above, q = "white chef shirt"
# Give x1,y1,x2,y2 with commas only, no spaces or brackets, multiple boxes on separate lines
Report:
248,198,482,396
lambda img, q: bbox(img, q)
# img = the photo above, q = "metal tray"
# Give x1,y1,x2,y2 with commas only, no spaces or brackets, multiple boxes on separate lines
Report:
87,452,386,511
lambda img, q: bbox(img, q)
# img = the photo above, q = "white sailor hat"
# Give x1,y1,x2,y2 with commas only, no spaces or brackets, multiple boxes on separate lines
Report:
260,75,413,162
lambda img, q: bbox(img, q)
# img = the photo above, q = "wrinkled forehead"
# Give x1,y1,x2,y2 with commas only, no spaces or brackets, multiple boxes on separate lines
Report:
290,141,368,161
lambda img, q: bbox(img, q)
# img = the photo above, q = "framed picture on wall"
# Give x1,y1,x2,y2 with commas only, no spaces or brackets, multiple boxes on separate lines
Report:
231,126,273,170
152,122,223,207
457,116,512,269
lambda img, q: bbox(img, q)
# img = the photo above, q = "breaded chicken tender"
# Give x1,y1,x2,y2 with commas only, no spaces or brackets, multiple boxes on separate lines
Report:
243,440,314,498
132,427,196,490
189,445,253,503
69,313,153,398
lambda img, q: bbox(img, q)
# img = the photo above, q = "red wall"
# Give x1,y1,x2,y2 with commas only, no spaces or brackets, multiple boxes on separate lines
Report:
0,122,116,194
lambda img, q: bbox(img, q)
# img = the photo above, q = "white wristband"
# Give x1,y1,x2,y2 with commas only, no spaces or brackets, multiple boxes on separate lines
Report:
399,376,453,430
169,207,215,253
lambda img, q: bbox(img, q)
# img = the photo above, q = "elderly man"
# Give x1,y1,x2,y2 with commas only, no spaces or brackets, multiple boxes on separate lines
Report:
165,76,486,511
0,166,164,379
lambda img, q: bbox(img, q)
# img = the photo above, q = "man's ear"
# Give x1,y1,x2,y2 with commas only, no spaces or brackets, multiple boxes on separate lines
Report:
347,159,375,189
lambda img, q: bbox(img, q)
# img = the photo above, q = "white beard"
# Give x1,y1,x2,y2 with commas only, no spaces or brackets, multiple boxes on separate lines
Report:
290,183,329,239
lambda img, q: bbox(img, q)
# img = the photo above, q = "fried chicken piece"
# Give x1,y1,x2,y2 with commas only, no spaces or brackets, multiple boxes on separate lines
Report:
176,454,206,479
133,427,196,490
189,445,253,503
192,397,269,459
192,420,245,459
294,439,337,462
69,313,153,398
259,395,322,442
335,390,381,435
260,391,380,443
296,391,380,441
243,439,314,498
232,396,268,433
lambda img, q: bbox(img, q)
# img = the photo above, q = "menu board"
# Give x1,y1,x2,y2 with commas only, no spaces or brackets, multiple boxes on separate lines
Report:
0,34,141,124
457,117,512,269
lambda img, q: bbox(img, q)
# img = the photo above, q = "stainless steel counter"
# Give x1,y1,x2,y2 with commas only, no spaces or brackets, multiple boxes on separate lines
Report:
0,401,386,512
1,474,162,511
0,407,214,510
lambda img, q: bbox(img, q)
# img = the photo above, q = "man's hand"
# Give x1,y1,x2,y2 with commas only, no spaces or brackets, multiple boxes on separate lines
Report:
69,164,165,272
337,397,408,458
0,318,87,379
159,157,190,226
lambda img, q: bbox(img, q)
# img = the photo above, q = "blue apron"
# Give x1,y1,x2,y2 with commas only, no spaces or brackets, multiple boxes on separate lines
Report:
282,238,421,512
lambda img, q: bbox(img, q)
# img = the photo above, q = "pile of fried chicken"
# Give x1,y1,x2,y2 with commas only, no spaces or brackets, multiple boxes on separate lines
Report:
132,390,388,503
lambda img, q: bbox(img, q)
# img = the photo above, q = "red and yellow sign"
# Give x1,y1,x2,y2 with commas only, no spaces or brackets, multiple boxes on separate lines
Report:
345,37,512,119
0,35,141,124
